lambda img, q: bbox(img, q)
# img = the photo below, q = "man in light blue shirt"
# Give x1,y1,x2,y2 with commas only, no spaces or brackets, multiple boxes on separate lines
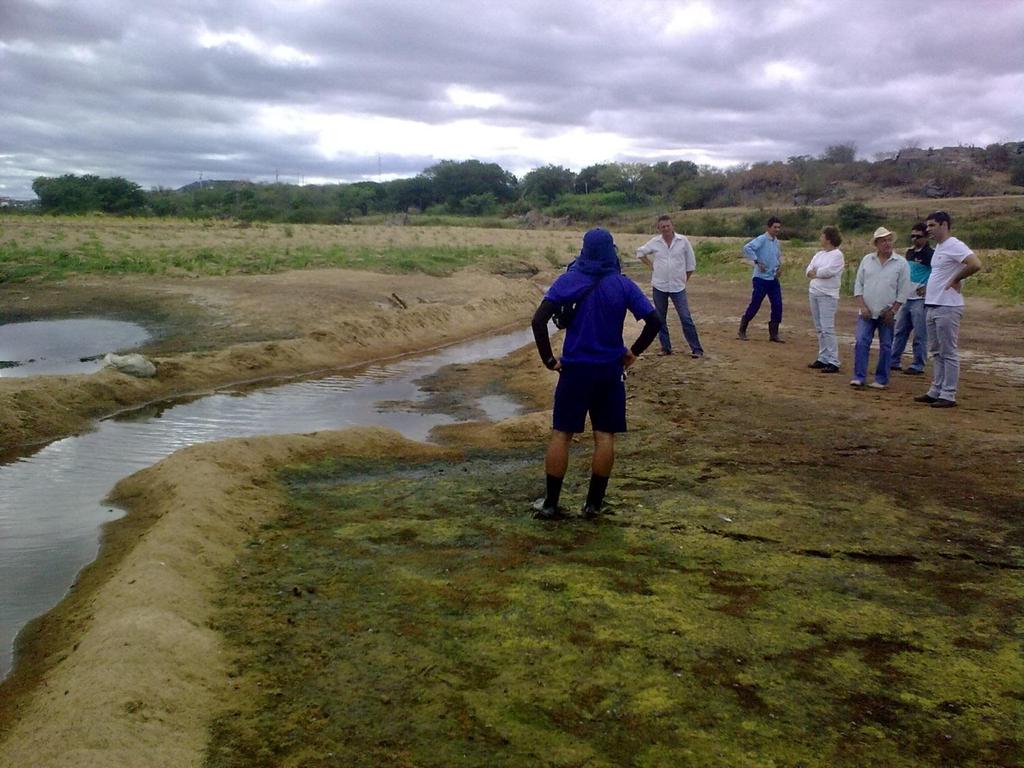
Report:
737,216,785,342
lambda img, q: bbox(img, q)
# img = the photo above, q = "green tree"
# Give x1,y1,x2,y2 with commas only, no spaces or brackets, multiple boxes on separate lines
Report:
423,160,517,210
337,182,384,217
520,165,575,205
640,160,700,198
575,163,615,194
1009,155,1024,187
33,174,99,213
95,177,146,213
821,142,857,164
383,175,434,212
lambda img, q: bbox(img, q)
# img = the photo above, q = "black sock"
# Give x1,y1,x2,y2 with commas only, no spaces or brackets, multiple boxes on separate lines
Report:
586,474,609,510
544,474,564,508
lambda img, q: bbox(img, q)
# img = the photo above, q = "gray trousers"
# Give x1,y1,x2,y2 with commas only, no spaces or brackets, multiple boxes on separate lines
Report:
926,305,963,401
808,293,839,366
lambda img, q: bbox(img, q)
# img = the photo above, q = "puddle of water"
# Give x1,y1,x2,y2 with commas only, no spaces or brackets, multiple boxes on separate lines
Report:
0,318,152,377
476,394,522,421
0,329,534,679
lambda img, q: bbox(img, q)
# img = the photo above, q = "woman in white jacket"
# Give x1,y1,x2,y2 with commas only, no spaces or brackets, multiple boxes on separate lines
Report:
805,226,845,373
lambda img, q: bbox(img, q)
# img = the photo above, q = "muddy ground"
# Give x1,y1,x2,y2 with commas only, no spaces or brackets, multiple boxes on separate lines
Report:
0,264,1021,766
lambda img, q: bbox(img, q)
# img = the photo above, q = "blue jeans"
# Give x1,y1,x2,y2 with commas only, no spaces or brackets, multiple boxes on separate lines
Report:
742,277,782,324
652,287,703,355
891,299,928,371
854,316,894,385
808,293,839,366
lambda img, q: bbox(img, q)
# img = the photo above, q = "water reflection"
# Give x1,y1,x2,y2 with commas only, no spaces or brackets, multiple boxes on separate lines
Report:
0,318,152,377
0,329,532,678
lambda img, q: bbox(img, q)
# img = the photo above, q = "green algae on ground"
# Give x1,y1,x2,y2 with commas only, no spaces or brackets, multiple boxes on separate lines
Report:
205,447,1022,768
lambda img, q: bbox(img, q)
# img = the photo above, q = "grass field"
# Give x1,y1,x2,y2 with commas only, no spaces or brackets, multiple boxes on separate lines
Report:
0,217,580,281
2,209,1022,301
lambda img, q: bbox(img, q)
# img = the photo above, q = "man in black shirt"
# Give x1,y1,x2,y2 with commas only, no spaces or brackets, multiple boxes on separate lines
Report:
891,222,934,374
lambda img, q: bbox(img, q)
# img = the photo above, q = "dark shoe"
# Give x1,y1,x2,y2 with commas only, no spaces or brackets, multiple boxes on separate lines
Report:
914,393,938,403
768,321,784,343
737,318,749,340
903,368,925,376
890,365,902,372
930,398,957,408
808,360,826,369
690,352,704,359
582,503,600,520
533,504,568,521
820,364,840,373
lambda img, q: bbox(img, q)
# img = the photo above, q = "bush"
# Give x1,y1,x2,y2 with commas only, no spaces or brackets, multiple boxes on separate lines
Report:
693,240,732,269
837,202,879,231
1009,156,1024,187
692,214,742,237
546,192,630,222
957,214,1024,250
782,206,820,241
457,192,498,216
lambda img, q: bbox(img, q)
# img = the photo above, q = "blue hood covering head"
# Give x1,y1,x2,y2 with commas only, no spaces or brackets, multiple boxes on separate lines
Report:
573,227,621,277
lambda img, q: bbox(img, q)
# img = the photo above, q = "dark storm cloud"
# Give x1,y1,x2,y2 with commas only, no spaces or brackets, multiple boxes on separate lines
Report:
1,0,1021,198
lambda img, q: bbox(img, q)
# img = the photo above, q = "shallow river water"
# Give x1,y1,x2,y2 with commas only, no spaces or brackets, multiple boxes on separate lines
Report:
0,318,152,377
0,329,533,679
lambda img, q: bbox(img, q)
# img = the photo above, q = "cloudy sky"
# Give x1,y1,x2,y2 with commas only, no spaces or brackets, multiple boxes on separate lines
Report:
1,0,1022,199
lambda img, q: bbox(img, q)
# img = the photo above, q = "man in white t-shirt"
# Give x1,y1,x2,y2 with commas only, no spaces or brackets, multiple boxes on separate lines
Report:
636,214,704,358
913,211,982,408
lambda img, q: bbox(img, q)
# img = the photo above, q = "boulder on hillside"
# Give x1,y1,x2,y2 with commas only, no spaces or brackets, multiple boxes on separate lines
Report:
521,209,547,229
921,181,948,198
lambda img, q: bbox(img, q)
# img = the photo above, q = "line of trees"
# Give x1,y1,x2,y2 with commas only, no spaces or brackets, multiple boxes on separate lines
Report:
31,175,147,215
25,142,1024,223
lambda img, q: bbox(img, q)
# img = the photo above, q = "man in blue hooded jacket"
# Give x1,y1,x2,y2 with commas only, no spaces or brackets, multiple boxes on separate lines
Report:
531,228,661,520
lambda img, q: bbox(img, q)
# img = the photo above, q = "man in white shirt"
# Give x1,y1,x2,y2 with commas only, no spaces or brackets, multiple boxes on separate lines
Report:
851,227,911,389
635,214,704,358
913,211,982,408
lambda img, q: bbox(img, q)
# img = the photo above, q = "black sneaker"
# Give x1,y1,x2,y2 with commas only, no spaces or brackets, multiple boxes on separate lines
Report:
582,504,600,520
808,360,826,369
534,505,568,521
913,393,938,403
820,364,840,373
930,398,957,408
903,368,925,376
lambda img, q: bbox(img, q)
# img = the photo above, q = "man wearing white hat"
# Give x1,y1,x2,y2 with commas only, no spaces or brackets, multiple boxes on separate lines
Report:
850,227,912,389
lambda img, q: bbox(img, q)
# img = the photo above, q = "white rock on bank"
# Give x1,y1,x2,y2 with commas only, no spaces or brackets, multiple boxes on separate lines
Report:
103,352,157,378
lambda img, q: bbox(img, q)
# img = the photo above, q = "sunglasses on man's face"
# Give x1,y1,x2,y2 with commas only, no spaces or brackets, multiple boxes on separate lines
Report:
912,233,926,238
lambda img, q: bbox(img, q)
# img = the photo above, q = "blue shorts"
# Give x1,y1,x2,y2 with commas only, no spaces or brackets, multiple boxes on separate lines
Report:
552,363,627,434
